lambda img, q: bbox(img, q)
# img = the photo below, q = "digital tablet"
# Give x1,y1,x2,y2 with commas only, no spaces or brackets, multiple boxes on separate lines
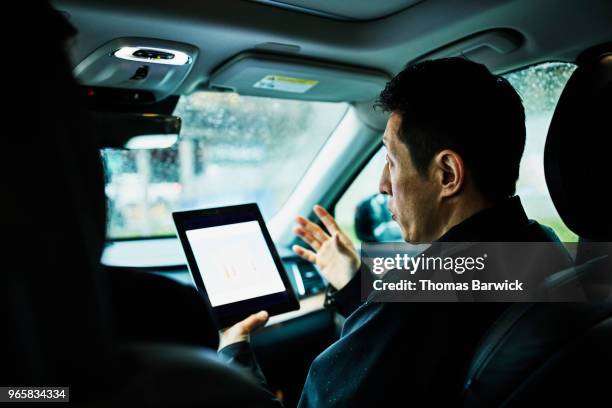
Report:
173,203,300,328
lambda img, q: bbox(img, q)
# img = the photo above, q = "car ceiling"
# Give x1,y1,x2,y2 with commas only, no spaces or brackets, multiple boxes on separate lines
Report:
246,0,424,21
55,0,612,100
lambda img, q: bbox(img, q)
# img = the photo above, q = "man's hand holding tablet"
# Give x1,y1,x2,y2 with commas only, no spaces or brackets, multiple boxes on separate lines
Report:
218,310,269,350
218,204,361,349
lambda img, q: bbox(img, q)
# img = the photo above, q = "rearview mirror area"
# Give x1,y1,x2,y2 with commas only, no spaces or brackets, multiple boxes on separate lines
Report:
90,111,181,150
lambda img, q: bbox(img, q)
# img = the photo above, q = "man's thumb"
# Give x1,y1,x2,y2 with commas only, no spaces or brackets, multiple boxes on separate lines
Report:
242,310,269,332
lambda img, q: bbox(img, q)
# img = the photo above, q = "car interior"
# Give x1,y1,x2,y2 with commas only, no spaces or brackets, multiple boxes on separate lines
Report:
3,0,612,406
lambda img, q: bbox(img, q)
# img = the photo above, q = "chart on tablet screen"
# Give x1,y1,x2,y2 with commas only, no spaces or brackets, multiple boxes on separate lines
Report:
186,221,286,306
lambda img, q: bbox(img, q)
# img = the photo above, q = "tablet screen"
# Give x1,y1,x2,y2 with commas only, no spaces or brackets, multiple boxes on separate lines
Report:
186,221,286,306
173,203,299,328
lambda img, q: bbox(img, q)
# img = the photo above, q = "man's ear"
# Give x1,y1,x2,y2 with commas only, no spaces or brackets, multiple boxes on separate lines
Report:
432,149,464,198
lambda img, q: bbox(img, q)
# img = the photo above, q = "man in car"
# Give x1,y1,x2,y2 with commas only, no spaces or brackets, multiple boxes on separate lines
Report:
217,58,573,406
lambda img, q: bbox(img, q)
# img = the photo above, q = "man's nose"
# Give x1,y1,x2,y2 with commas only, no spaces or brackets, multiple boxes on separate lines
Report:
379,163,392,196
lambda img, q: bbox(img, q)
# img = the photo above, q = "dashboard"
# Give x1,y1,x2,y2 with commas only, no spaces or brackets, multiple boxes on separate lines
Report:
103,238,329,326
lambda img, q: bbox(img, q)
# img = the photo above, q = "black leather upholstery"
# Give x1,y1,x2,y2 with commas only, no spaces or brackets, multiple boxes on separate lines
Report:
107,266,219,349
463,48,612,407
497,316,612,406
463,284,612,406
114,344,279,407
545,50,612,242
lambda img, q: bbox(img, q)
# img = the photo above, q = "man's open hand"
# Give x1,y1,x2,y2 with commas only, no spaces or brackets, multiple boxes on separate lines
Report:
218,310,269,351
292,205,361,291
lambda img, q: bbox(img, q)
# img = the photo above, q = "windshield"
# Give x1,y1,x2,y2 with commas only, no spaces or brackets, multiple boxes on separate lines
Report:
102,92,348,239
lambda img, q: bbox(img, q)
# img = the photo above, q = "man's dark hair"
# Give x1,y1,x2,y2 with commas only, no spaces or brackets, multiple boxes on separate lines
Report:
376,57,526,201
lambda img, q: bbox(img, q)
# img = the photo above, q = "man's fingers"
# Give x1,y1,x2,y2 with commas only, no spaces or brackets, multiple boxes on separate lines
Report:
296,215,329,243
293,226,321,250
314,205,340,235
240,311,269,333
292,245,317,264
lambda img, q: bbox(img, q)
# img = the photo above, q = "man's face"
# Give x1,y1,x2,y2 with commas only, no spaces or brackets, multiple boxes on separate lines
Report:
379,113,441,243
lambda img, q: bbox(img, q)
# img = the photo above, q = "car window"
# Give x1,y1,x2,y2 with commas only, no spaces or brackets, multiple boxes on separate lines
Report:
103,92,348,239
335,61,578,244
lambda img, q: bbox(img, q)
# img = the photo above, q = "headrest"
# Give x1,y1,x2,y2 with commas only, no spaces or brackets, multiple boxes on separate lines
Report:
544,47,612,241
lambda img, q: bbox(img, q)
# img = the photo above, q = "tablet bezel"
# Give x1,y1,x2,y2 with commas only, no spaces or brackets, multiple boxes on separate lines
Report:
173,203,300,329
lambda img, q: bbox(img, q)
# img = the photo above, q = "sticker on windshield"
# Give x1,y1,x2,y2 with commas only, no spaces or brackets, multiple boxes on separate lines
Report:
253,75,318,93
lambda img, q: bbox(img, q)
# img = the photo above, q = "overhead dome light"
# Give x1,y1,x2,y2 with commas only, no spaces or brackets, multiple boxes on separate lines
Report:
114,46,191,66
125,134,179,150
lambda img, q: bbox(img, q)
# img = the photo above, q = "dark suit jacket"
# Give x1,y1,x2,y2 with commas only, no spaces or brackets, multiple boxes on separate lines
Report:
219,196,573,407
